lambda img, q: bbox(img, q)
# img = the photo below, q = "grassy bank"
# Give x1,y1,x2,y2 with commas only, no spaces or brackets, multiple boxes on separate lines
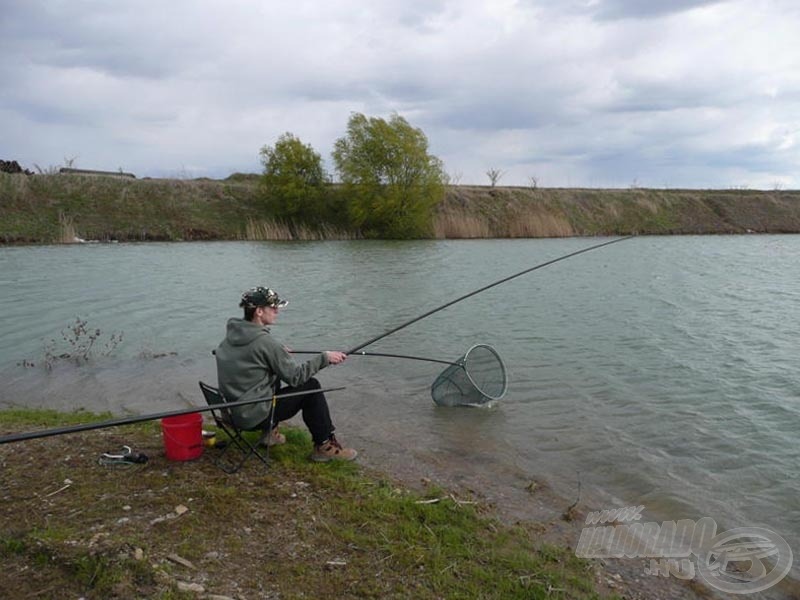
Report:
3,172,800,243
0,173,258,243
0,408,610,599
436,185,800,238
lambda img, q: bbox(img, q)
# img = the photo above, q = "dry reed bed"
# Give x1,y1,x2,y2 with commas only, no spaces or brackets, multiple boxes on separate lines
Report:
433,208,574,238
243,219,359,241
57,212,79,243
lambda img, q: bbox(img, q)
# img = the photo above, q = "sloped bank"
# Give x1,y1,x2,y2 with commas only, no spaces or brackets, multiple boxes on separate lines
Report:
435,186,800,238
2,172,800,243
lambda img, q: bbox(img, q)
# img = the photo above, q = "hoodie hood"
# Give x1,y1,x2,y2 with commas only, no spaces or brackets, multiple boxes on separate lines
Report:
224,318,268,347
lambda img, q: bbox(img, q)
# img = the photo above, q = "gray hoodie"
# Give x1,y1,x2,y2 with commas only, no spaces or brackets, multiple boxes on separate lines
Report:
215,318,328,429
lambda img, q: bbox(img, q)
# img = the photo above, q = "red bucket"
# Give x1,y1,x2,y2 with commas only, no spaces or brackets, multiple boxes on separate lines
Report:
161,413,204,461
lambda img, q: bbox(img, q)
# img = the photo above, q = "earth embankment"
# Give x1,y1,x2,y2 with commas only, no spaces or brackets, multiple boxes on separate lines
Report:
2,172,799,243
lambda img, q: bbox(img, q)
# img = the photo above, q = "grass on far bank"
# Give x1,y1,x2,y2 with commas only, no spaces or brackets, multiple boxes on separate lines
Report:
0,173,258,243
0,408,613,600
6,172,800,244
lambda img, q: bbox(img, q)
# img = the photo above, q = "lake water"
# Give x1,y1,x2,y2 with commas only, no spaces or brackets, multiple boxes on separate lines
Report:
1,236,798,584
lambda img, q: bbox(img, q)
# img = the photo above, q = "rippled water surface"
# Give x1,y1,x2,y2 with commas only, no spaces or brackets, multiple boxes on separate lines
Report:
1,236,798,567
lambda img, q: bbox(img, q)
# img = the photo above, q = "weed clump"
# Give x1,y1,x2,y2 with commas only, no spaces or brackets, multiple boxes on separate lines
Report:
17,317,123,370
44,317,123,369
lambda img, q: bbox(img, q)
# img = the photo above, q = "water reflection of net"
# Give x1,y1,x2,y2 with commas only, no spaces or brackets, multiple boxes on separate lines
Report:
431,344,507,407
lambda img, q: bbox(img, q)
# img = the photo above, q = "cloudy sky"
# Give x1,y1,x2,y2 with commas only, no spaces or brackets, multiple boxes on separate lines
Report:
1,0,799,188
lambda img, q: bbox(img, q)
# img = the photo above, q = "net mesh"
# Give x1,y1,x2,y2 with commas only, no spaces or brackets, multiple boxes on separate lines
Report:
430,344,507,406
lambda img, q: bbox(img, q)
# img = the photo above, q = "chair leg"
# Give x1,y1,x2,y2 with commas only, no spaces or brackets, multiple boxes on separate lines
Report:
214,436,247,474
212,426,270,473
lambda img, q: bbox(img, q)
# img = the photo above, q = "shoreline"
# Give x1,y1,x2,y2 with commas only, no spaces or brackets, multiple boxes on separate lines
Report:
0,407,722,599
3,227,800,246
364,435,800,600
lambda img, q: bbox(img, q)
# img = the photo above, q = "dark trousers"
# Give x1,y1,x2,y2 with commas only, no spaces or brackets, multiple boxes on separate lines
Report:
266,377,334,446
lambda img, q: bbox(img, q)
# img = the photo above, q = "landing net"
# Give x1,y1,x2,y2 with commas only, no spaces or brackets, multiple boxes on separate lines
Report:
430,344,507,407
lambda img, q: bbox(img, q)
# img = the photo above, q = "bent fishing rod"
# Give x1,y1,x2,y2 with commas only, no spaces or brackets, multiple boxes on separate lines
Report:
0,386,345,445
300,235,634,361
347,236,633,354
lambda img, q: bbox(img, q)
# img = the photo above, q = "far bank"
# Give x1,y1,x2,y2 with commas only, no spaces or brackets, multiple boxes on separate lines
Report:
2,172,800,244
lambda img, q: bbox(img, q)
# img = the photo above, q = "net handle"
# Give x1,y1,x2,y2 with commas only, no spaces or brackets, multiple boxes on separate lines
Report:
291,350,458,366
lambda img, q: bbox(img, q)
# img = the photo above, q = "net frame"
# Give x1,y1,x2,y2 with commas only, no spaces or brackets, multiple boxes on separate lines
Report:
430,344,508,406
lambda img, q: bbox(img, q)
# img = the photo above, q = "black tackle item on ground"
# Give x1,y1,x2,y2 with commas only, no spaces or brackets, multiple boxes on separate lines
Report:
98,445,149,466
431,344,508,407
199,381,272,474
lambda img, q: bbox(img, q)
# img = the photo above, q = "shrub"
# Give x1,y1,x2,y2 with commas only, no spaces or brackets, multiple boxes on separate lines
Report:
332,113,447,238
259,133,328,226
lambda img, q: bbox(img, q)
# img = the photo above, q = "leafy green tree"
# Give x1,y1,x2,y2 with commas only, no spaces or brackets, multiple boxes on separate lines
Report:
259,133,327,225
332,112,447,238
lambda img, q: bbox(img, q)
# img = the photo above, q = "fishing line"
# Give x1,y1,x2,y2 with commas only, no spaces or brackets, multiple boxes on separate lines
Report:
0,386,346,445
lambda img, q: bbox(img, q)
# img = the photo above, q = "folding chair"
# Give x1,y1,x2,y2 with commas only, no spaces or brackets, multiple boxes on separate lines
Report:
198,381,272,474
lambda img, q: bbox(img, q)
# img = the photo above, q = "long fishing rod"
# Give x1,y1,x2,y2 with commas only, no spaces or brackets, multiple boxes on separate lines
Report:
291,350,457,366
0,386,345,445
346,236,634,355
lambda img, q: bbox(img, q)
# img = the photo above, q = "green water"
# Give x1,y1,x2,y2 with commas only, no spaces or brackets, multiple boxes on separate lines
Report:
1,236,798,572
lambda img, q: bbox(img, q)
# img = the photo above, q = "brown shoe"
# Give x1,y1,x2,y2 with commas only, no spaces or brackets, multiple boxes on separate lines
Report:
312,434,357,462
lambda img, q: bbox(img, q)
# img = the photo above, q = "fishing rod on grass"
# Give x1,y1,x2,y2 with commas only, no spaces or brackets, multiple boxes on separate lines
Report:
302,236,635,407
0,386,346,445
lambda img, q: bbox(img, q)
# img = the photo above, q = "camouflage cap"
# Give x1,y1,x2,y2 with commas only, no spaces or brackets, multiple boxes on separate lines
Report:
239,286,288,309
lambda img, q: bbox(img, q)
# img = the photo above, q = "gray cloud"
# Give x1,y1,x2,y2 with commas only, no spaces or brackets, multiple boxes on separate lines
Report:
589,0,726,20
0,0,798,188
0,2,213,79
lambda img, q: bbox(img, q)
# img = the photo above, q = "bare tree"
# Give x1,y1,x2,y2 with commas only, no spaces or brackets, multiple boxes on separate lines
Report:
449,170,463,186
529,176,538,190
486,168,504,187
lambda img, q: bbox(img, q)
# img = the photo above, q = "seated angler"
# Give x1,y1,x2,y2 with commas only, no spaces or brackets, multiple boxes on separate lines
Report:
215,286,357,462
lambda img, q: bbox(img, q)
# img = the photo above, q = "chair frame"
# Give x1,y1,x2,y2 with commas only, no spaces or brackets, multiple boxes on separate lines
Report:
198,381,273,473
